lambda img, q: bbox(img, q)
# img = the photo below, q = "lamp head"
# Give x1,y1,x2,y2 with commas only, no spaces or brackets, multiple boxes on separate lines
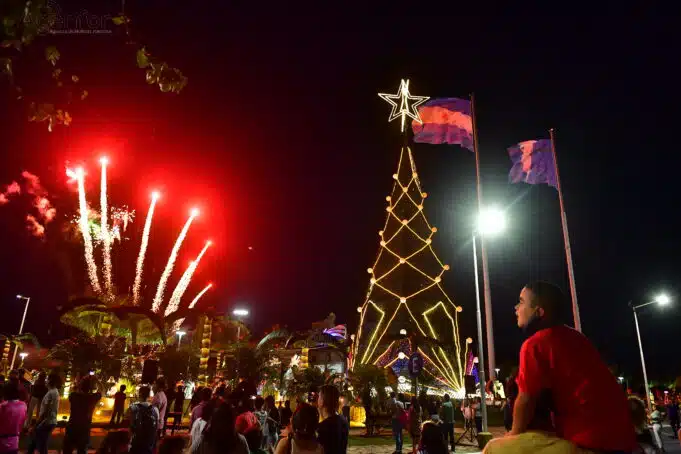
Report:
654,294,671,305
16,294,22,299
233,308,249,317
176,330,186,337
476,207,506,236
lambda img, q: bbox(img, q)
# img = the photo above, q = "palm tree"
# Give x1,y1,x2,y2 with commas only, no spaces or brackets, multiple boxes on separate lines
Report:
1,333,40,372
58,297,167,347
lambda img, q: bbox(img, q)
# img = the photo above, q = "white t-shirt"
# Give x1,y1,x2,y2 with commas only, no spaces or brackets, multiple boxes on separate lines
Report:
190,418,208,454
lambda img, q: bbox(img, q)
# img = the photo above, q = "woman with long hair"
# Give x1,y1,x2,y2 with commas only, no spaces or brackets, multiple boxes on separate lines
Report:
317,385,348,454
195,402,249,454
274,404,323,454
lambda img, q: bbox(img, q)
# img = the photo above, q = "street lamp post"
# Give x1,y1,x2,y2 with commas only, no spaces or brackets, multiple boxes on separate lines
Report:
472,207,506,433
232,308,249,381
10,295,31,371
630,294,670,415
19,352,28,367
176,330,186,349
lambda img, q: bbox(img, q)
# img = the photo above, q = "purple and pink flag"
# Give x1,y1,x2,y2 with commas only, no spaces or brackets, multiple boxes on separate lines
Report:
411,98,474,151
507,139,557,189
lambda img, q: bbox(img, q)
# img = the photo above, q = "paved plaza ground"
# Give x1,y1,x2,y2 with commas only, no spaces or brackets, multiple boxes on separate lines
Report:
17,424,681,454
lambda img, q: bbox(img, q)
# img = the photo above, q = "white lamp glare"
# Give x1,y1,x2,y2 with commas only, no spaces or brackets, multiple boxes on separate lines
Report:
233,308,249,317
654,294,671,305
477,207,506,236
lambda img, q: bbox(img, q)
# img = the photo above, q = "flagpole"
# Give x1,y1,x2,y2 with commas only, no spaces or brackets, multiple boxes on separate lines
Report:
471,93,496,378
549,128,582,332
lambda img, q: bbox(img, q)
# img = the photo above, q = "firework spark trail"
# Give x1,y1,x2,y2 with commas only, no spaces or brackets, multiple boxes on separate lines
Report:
152,209,198,312
100,158,114,299
132,192,159,306
172,282,213,331
165,240,212,316
72,168,101,294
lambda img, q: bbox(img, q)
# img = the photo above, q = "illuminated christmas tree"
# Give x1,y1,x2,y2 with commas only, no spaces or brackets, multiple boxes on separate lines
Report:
351,80,468,392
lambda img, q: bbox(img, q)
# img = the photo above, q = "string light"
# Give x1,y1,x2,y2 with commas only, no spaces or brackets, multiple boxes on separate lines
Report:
352,146,465,392
378,79,430,132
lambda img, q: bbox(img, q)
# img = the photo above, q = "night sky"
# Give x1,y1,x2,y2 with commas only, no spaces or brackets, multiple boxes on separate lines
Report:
1,9,679,385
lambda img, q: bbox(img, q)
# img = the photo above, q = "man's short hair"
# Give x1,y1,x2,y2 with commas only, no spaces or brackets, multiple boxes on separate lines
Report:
525,281,566,320
139,385,151,400
155,377,167,390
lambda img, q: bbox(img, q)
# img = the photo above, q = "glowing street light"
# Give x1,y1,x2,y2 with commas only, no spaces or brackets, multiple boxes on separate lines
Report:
630,293,672,414
399,329,407,336
472,207,507,433
19,352,28,366
176,330,186,348
232,308,249,340
10,295,31,370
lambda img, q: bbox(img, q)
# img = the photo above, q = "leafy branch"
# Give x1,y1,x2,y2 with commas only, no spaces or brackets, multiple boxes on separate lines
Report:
112,13,187,94
0,0,187,131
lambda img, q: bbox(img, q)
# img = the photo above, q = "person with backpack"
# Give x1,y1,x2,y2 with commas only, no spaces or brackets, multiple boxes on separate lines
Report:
438,394,455,452
386,392,406,454
127,385,160,454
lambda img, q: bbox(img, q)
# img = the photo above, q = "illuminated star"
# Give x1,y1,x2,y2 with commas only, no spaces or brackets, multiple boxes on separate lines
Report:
378,79,430,132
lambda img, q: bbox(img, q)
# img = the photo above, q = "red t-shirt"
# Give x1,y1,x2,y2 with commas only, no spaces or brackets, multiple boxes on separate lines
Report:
516,325,636,451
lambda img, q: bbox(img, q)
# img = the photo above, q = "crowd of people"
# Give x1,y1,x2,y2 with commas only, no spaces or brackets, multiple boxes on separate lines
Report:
0,370,351,454
1,281,679,454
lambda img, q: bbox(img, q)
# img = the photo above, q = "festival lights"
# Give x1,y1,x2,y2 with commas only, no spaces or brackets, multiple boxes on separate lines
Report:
378,79,430,132
152,209,198,312
165,240,212,316
352,147,465,392
132,192,159,306
172,282,214,331
100,157,114,300
69,166,101,294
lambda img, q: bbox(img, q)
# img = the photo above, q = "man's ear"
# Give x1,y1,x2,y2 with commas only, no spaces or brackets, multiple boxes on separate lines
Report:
537,307,545,318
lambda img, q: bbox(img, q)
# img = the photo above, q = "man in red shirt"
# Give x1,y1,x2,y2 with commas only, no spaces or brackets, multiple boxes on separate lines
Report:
485,282,636,454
